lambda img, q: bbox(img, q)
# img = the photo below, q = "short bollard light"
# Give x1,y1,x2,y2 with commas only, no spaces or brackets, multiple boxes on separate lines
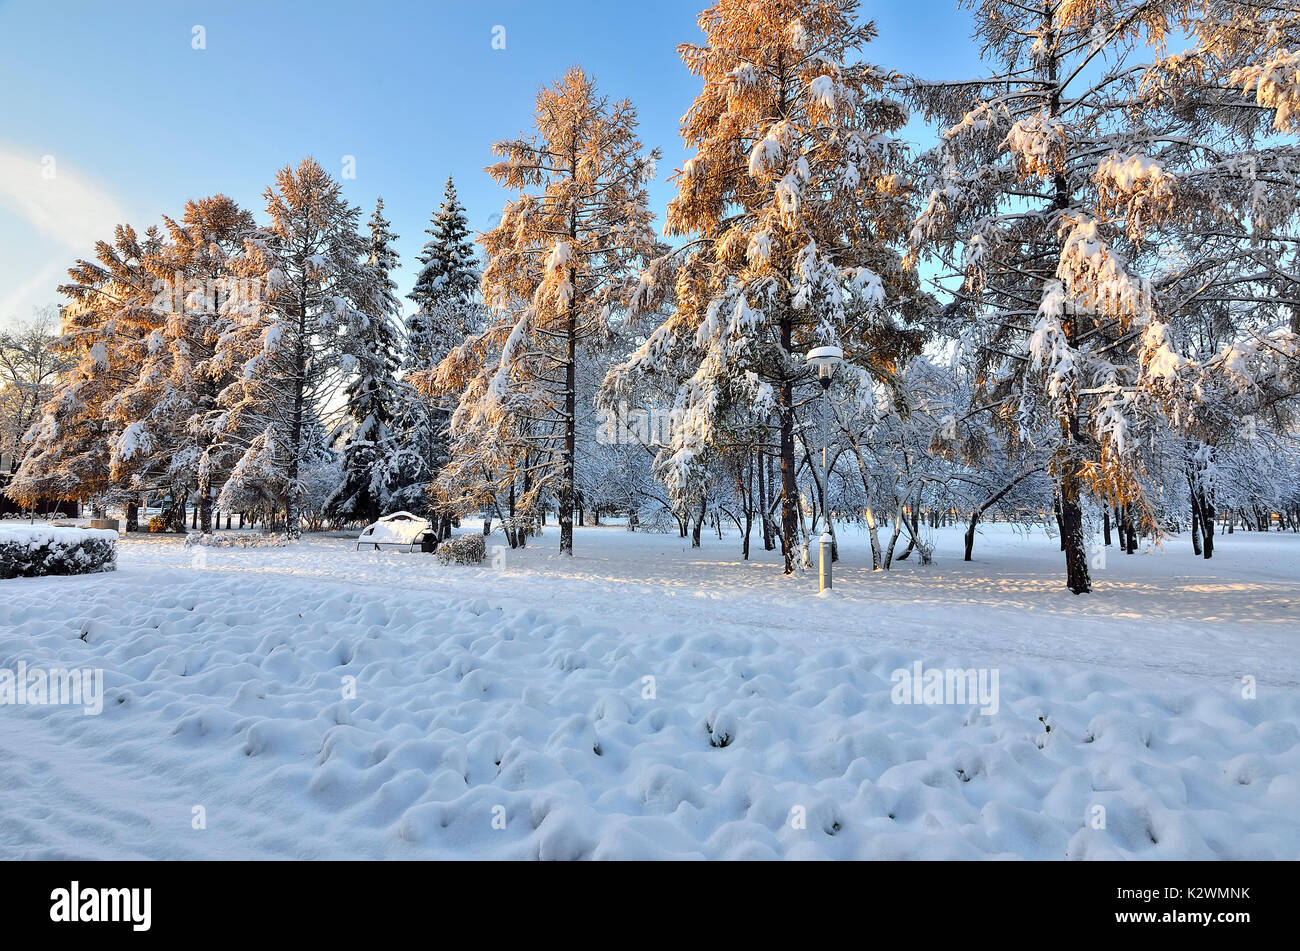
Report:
806,346,843,593
819,531,833,593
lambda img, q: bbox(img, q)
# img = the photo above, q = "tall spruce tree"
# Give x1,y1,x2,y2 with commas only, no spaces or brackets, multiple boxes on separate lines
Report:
407,177,481,368
398,178,483,514
329,198,405,523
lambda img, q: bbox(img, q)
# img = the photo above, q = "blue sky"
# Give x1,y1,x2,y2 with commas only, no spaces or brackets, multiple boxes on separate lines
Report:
0,0,983,327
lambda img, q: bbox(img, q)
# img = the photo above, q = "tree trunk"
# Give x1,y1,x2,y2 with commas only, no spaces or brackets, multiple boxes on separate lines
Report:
1198,495,1214,559
285,296,308,540
742,462,753,562
778,371,797,573
166,496,186,533
1061,473,1090,593
555,145,581,555
865,505,882,570
507,479,519,548
1046,34,1089,594
883,499,905,570
757,449,773,551
1190,494,1202,556
1060,429,1091,594
897,491,921,561
1052,493,1066,551
1062,488,1090,593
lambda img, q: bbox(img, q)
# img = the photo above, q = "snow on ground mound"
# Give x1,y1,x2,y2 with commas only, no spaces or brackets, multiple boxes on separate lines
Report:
0,529,1297,859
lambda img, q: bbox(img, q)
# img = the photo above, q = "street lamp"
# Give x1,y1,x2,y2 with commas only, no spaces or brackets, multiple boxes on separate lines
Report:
807,345,843,390
805,346,842,593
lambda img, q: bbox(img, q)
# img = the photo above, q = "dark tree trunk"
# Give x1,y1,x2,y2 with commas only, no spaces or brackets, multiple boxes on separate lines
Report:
1060,421,1091,593
778,372,798,573
757,449,773,551
1053,494,1066,551
742,453,754,560
167,496,186,533
1059,478,1090,593
285,295,308,540
897,491,921,561
507,479,519,549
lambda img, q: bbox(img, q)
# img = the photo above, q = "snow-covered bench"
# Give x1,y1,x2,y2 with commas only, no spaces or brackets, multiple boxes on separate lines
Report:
356,512,434,552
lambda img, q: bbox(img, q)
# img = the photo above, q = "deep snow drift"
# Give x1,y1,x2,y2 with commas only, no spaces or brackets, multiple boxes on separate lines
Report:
0,522,1296,859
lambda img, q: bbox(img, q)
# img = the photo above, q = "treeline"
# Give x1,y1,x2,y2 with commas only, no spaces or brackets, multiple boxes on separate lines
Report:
7,0,1300,594
6,169,482,536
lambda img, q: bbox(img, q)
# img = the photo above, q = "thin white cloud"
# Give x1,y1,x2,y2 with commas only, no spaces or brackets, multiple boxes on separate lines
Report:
0,144,127,322
0,145,125,251
0,260,65,321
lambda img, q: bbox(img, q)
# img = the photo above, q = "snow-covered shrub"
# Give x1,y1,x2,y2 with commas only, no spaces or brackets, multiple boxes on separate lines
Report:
634,505,677,534
184,532,291,549
435,534,486,566
0,527,117,579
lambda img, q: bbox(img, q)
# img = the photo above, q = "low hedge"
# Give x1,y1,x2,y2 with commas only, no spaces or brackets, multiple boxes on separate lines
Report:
0,526,118,579
436,534,487,566
184,532,291,549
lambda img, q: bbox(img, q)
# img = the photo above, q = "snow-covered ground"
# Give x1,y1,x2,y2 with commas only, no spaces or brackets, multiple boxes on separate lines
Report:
1,521,1297,859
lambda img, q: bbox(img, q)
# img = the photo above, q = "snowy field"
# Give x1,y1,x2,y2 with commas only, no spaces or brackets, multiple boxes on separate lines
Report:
1,522,1297,859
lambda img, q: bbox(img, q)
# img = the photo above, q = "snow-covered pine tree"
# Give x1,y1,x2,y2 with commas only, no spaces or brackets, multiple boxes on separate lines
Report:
407,177,481,368
214,158,374,538
904,0,1295,592
435,67,660,555
397,177,483,516
1182,0,1300,136
604,0,926,573
328,198,405,524
108,195,256,532
1144,0,1300,443
961,1,1298,559
9,225,163,518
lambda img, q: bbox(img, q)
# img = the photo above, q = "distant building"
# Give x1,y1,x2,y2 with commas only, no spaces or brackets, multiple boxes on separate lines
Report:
0,452,79,517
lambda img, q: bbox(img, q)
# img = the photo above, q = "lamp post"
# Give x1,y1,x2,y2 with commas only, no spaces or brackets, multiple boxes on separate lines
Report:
806,345,843,593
